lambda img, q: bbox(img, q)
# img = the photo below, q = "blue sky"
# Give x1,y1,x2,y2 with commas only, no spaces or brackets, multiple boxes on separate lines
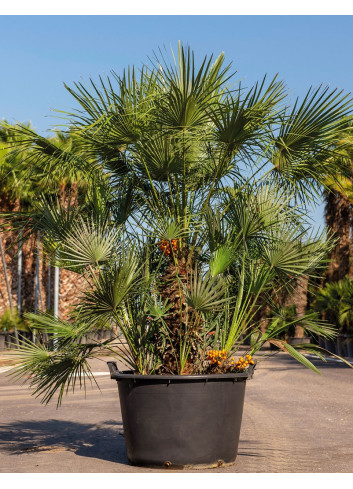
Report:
1,15,353,228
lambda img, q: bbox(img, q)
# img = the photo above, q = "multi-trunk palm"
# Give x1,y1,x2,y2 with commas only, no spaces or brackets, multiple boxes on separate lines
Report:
3,44,353,404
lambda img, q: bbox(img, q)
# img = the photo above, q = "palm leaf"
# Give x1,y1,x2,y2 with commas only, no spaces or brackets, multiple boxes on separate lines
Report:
209,243,236,276
185,269,227,313
80,250,141,322
58,218,121,268
9,337,101,406
270,85,353,199
268,339,321,374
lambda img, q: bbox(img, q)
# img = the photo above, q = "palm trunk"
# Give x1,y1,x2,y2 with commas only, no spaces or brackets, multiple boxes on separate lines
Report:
325,189,340,283
337,194,351,280
157,246,199,374
0,236,12,307
325,189,352,283
17,230,22,314
349,220,353,279
20,233,35,313
56,183,86,320
47,262,51,310
348,200,353,279
293,276,308,338
33,232,41,343
52,256,60,348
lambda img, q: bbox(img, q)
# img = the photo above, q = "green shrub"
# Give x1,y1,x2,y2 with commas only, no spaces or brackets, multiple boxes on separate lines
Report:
314,277,353,333
0,309,29,333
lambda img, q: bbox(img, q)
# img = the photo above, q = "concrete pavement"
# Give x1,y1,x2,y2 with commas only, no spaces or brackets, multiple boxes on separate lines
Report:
0,353,352,473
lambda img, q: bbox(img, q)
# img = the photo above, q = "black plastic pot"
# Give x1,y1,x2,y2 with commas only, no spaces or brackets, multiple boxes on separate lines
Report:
336,334,346,357
341,334,353,358
346,336,353,358
108,361,254,469
325,338,337,355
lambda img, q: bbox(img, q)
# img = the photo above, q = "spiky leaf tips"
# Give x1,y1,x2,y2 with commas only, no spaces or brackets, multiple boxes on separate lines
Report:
3,43,353,404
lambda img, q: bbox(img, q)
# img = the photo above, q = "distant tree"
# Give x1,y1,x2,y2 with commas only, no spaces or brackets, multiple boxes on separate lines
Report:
0,123,101,329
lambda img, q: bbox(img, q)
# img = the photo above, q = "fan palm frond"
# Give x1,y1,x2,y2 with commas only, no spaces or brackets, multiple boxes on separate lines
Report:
80,250,141,322
23,312,108,344
270,85,353,199
262,226,330,280
209,243,236,276
185,269,227,313
152,42,231,131
0,122,95,185
57,218,121,269
9,337,100,406
211,75,286,158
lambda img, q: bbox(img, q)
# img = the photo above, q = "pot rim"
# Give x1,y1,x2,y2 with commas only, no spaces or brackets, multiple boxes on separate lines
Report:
107,361,255,381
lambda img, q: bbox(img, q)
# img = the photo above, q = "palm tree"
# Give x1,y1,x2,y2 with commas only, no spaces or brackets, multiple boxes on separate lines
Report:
3,44,353,402
272,126,353,335
264,94,353,335
324,185,352,282
314,277,353,333
0,123,36,344
323,129,353,283
0,124,97,327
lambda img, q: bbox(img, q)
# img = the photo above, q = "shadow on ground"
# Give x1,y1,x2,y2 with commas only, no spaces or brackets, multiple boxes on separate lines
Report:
0,419,269,468
0,419,129,464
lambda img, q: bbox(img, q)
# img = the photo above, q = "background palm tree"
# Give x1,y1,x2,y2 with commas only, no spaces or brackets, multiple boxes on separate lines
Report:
0,124,99,333
265,106,353,336
324,184,352,282
0,123,35,343
323,129,353,283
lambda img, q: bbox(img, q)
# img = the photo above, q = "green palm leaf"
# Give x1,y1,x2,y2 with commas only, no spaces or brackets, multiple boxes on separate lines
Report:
80,250,141,322
268,339,321,374
153,42,231,131
270,85,353,198
210,75,286,157
209,243,235,276
58,218,121,268
185,269,227,313
9,337,99,406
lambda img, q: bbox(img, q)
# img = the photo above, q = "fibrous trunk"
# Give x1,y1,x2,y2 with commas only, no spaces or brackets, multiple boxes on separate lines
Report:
325,189,352,283
156,245,199,374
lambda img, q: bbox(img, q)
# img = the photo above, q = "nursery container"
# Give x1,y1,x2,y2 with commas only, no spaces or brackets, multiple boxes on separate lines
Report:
108,361,254,469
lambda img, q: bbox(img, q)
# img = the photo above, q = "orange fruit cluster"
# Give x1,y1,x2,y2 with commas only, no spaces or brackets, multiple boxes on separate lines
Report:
159,239,179,256
230,354,254,370
207,349,227,365
207,350,255,371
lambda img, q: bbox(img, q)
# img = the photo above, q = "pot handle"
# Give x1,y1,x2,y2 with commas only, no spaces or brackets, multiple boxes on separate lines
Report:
107,361,120,378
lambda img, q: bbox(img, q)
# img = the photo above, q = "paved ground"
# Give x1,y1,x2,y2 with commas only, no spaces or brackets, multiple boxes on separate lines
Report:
0,352,352,473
